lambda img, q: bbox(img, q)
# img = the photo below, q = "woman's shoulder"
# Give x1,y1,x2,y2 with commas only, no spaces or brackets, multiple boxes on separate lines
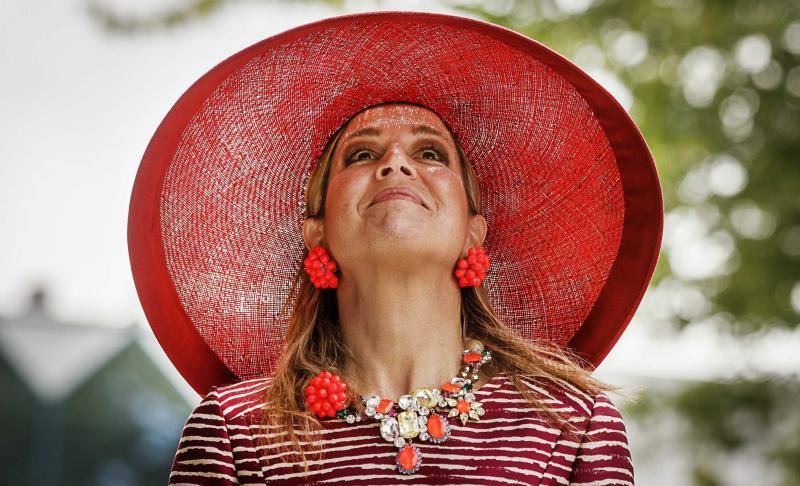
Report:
199,375,273,422
508,372,623,423
510,375,634,483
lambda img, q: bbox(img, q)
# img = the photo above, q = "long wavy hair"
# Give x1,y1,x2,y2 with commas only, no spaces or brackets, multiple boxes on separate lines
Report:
256,102,618,473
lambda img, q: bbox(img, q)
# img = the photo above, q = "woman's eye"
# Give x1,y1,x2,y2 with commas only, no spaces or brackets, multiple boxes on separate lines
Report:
344,146,447,165
346,149,375,164
420,147,447,163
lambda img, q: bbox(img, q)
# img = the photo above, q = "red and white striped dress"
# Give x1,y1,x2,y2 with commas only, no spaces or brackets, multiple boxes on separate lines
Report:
168,372,634,485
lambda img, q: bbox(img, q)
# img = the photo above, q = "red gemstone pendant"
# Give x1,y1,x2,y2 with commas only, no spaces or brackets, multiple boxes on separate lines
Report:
376,399,393,414
441,382,461,393
463,352,482,363
426,413,452,444
396,443,422,474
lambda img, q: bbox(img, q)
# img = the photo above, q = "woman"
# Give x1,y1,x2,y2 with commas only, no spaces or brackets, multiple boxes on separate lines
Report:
128,11,662,485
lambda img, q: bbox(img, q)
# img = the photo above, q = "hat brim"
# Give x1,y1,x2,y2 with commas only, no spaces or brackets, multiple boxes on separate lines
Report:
128,10,663,395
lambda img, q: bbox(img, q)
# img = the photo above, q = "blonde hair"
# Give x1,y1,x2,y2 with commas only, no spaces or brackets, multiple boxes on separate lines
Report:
256,102,618,473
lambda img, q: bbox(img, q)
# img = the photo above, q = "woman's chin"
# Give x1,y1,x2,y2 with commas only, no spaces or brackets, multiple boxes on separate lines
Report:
360,219,437,249
363,206,430,234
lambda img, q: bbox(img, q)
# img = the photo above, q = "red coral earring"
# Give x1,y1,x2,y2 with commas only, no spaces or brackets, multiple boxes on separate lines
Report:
454,246,490,288
303,245,339,289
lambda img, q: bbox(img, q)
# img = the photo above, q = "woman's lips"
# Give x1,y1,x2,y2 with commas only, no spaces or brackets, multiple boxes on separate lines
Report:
372,193,421,205
370,187,427,208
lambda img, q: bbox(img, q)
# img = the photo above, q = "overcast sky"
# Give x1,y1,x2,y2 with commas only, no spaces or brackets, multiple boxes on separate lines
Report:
2,0,798,400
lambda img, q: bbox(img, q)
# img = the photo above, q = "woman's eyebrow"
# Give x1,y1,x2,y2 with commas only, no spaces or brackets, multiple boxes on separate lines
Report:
343,127,381,143
410,124,447,140
342,124,447,143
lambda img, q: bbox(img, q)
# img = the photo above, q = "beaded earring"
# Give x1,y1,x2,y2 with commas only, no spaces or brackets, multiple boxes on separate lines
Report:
303,245,339,289
304,244,490,289
454,246,490,288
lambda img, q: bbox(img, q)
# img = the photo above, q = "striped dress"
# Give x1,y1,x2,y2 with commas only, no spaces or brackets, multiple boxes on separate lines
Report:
168,372,634,485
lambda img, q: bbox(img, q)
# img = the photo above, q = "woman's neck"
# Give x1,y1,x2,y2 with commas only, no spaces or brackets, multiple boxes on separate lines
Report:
336,267,465,400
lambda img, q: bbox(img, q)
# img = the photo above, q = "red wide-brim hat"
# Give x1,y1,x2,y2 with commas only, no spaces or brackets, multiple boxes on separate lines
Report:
128,11,663,396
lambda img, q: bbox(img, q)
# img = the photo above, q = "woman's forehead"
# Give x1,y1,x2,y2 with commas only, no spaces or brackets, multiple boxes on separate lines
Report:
342,103,448,133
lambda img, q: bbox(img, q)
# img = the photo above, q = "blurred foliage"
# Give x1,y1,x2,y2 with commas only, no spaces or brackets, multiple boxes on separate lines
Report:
635,375,800,485
0,352,36,485
60,344,191,485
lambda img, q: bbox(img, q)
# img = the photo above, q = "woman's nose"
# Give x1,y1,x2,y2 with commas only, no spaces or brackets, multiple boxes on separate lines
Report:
375,145,418,179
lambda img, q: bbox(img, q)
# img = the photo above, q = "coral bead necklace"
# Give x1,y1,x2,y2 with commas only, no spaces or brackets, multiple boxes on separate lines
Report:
304,340,493,475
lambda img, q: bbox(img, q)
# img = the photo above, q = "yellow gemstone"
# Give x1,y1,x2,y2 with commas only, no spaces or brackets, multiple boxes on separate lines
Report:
413,388,439,409
397,411,420,438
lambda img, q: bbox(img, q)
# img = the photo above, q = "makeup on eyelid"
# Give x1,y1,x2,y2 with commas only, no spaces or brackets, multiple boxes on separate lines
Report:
344,145,449,165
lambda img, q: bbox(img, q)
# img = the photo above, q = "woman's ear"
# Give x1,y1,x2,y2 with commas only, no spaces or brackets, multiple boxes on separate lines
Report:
302,217,325,252
465,214,487,251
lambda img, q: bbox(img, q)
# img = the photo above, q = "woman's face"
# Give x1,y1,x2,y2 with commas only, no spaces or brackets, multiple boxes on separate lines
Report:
305,103,484,275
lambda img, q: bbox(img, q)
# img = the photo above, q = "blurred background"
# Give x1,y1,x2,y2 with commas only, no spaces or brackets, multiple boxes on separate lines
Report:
1,0,798,484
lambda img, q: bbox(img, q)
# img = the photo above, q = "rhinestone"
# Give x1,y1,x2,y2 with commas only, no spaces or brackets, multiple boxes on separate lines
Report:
450,377,467,386
419,407,429,416
394,436,406,448
365,408,375,417
380,417,400,442
417,415,427,427
419,431,430,441
465,339,484,353
413,388,440,409
398,395,417,411
346,415,356,424
375,412,383,419
365,396,380,408
465,393,475,401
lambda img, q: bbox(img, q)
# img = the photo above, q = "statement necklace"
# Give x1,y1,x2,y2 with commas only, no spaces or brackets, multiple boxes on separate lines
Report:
320,340,492,475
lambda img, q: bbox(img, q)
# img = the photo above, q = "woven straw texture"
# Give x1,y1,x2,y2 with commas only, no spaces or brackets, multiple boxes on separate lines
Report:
129,11,662,394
